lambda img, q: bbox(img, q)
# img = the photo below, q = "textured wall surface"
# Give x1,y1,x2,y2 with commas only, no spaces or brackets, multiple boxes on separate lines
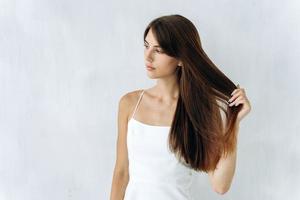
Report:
0,0,299,199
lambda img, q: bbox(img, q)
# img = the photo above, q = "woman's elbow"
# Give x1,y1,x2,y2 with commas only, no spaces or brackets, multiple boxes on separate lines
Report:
213,185,230,195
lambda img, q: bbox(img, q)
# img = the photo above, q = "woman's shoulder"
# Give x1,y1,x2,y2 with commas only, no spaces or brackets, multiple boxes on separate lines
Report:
118,89,145,119
118,89,145,109
120,89,144,101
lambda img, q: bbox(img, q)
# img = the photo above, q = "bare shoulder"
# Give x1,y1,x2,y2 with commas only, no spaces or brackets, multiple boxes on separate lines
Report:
119,89,144,106
118,89,144,120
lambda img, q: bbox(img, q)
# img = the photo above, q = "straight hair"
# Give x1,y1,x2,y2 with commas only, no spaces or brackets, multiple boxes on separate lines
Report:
143,14,242,172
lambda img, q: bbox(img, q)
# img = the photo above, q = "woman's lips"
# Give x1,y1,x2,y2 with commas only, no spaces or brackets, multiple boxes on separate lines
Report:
146,66,155,71
146,63,153,67
146,64,155,70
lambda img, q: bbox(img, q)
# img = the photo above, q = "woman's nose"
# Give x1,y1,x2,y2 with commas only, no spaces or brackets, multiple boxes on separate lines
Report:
145,48,154,62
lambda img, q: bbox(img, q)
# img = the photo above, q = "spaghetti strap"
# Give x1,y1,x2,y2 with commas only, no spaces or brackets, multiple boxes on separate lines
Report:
130,90,145,119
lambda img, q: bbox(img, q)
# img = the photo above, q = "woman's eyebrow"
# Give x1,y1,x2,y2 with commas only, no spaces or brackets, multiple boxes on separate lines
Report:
144,39,161,47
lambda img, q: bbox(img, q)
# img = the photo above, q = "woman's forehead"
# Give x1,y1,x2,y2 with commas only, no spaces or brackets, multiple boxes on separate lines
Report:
144,29,161,47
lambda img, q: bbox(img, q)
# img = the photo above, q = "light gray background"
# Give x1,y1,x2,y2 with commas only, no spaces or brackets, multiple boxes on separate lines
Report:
0,0,299,199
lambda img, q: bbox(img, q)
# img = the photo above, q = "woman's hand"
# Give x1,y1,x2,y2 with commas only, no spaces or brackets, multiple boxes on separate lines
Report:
228,84,251,123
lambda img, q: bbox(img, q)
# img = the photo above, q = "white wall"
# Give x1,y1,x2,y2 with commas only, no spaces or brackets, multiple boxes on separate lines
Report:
0,0,299,199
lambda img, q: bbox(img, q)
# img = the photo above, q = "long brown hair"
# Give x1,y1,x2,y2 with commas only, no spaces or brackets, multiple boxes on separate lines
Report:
143,14,242,172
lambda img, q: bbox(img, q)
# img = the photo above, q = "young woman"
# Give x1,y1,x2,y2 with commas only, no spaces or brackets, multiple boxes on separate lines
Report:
110,14,251,200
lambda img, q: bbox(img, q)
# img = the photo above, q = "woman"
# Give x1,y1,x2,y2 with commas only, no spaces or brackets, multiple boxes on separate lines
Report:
110,14,251,200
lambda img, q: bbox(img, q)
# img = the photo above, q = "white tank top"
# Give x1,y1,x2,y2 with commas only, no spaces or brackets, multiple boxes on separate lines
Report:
124,89,194,200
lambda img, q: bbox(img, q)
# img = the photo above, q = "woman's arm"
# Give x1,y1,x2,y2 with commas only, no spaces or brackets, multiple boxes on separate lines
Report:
208,84,251,195
110,170,129,200
110,94,131,200
208,124,239,195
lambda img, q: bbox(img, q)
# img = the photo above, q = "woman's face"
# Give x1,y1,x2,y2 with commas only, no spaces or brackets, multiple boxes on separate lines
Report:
144,28,181,79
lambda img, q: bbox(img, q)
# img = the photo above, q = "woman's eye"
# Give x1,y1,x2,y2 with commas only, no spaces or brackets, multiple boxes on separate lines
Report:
143,44,163,53
155,49,163,53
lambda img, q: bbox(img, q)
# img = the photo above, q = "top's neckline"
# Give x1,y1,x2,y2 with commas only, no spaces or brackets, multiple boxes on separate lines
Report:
129,117,171,128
